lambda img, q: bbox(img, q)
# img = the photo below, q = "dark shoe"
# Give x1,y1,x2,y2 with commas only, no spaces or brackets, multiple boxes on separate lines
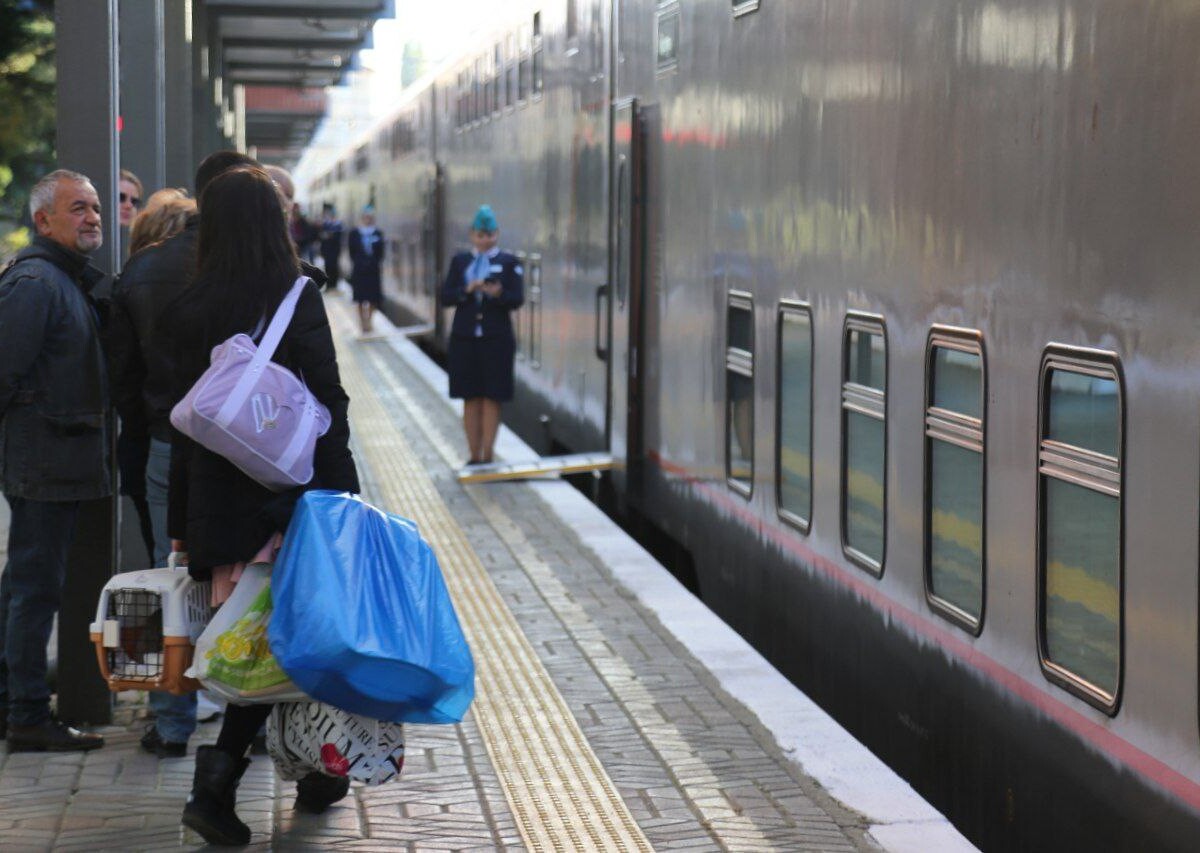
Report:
182,745,251,846
295,771,351,814
7,717,104,752
141,724,187,758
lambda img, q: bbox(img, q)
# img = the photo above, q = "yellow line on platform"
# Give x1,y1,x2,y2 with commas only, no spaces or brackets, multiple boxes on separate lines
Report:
331,316,654,852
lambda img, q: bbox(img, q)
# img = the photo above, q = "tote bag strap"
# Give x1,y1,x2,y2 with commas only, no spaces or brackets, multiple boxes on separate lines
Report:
215,276,310,427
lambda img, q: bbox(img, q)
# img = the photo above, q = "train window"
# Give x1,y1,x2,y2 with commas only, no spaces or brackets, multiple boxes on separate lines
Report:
473,57,484,122
733,0,761,16
566,0,579,40
841,314,886,574
656,3,680,72
1037,348,1123,713
925,329,985,632
492,44,503,115
518,25,531,103
506,33,518,108
726,292,754,497
776,303,813,532
532,14,544,98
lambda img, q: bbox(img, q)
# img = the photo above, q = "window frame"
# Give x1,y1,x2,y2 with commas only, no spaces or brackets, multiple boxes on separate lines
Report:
656,2,681,74
923,326,987,635
1036,345,1125,715
775,300,814,535
725,290,755,498
840,311,887,576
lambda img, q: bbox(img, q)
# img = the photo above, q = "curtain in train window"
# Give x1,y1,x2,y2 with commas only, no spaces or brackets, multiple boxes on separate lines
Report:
726,293,754,496
925,336,984,629
777,305,812,530
1038,356,1122,711
842,318,886,573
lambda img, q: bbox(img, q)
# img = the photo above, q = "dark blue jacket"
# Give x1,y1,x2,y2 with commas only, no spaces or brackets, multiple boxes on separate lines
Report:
440,249,524,339
0,236,112,501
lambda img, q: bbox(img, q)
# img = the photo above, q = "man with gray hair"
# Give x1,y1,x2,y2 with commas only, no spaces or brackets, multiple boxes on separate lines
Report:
0,169,110,752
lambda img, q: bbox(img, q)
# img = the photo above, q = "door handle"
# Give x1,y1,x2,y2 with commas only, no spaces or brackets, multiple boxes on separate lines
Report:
595,283,609,360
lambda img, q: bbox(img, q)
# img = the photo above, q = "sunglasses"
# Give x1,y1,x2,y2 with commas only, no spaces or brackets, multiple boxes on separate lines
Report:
119,192,141,206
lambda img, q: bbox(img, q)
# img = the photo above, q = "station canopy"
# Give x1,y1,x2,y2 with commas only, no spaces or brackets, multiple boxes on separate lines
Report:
206,0,391,163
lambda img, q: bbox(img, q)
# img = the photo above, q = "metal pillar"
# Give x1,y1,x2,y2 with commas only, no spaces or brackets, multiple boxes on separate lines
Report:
54,0,119,726
119,0,165,194
163,0,195,190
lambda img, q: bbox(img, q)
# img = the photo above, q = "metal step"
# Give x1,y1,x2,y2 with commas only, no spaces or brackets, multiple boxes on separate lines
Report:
457,452,615,484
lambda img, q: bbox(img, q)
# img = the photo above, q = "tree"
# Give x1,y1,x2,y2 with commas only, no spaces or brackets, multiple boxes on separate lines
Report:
0,0,55,258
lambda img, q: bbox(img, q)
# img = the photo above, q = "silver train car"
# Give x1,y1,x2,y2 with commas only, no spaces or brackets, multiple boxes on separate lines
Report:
309,1,1200,848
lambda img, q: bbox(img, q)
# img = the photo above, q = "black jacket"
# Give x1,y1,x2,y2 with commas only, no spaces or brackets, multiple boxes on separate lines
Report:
165,277,357,578
348,227,384,287
108,216,198,442
440,250,524,339
0,236,112,501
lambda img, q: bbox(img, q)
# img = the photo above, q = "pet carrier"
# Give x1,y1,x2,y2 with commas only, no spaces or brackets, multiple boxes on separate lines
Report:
89,555,212,694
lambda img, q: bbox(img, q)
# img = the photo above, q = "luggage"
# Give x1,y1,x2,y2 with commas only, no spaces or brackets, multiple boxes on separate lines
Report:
266,701,405,786
89,554,211,694
269,490,475,724
187,562,307,704
169,275,331,492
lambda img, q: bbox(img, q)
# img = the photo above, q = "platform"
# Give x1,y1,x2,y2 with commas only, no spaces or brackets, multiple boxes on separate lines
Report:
0,293,974,852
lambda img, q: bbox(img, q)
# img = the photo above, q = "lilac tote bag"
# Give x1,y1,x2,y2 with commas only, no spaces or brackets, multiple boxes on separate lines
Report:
170,276,332,491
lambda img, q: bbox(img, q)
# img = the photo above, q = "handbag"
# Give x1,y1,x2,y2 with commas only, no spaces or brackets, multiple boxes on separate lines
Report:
169,276,331,491
266,701,405,786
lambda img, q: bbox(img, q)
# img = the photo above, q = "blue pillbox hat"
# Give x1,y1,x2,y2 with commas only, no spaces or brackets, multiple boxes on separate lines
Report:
471,204,499,232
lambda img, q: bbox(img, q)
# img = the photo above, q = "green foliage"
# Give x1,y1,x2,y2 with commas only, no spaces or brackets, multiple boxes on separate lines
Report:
0,0,56,254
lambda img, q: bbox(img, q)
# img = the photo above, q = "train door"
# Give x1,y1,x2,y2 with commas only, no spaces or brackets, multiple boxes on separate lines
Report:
604,96,646,479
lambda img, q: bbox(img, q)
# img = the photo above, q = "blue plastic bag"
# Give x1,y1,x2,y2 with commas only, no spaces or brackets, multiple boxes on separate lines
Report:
268,491,475,724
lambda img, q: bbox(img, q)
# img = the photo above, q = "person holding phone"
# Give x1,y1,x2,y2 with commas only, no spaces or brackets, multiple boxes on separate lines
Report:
439,205,524,466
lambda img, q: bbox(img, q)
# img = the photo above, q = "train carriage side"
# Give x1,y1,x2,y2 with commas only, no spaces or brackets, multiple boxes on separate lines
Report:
609,0,1200,849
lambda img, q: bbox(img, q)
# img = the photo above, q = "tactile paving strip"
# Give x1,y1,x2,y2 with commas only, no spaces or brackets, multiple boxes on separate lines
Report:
333,327,655,853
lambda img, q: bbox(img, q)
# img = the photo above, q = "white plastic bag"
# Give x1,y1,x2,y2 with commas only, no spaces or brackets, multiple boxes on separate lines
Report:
187,562,307,704
266,701,406,786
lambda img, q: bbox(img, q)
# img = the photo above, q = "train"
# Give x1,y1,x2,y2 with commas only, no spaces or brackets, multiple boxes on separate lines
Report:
305,1,1200,849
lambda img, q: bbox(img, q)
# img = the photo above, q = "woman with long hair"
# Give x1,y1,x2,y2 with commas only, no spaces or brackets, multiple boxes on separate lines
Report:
164,166,359,845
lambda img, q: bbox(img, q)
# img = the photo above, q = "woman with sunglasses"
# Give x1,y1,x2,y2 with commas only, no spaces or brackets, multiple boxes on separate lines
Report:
118,168,142,227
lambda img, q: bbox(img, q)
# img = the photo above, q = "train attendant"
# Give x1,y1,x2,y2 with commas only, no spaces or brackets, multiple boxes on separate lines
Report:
440,204,524,466
348,206,385,337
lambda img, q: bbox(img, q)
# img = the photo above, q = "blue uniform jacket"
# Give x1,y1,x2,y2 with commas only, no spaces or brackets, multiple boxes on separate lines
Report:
440,249,524,339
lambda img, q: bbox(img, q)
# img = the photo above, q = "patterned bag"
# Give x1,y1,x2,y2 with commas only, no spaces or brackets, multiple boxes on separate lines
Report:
266,701,405,786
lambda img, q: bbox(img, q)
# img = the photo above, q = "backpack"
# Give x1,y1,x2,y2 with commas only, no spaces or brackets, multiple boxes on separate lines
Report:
169,276,331,491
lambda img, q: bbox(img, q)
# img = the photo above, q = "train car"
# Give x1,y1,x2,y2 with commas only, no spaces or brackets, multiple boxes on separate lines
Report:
307,1,1200,849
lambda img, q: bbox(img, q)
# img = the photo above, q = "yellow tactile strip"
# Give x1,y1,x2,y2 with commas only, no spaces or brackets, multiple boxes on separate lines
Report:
332,327,654,852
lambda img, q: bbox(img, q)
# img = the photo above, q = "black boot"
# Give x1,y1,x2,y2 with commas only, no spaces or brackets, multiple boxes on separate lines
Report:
182,745,251,846
295,771,351,814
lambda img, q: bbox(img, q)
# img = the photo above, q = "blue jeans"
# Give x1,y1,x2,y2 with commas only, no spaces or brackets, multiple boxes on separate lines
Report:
0,495,79,726
144,438,197,743
145,438,171,566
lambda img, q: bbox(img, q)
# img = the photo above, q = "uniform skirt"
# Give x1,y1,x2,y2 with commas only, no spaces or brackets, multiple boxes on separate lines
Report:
350,267,382,306
447,334,516,401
